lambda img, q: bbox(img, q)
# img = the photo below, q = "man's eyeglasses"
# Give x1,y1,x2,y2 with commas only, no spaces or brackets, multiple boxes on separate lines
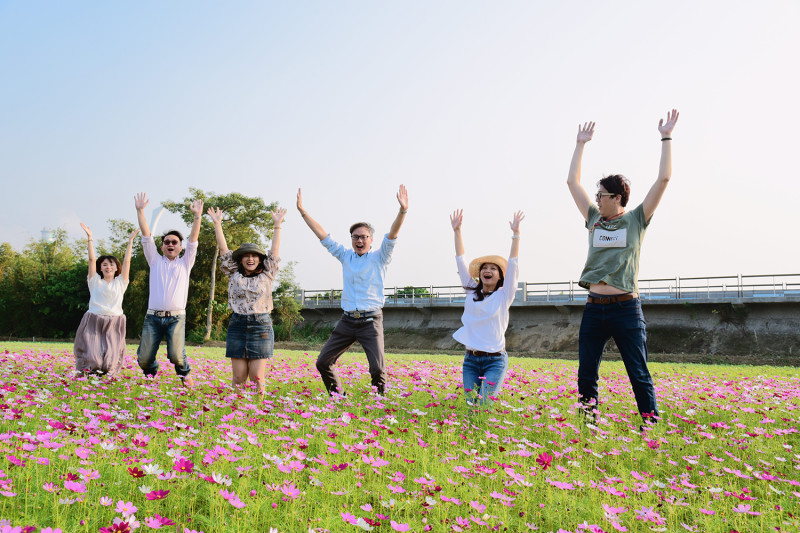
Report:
595,192,617,201
351,234,371,241
163,239,181,246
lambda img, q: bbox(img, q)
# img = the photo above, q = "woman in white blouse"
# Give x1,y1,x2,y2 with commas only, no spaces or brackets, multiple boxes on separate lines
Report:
208,207,285,395
74,223,138,377
450,209,524,405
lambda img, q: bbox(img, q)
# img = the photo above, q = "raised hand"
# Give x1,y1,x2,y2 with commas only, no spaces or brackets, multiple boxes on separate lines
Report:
189,199,204,218
577,122,595,144
271,207,287,227
134,192,149,211
658,109,679,138
509,211,525,233
396,184,409,212
128,228,140,241
80,223,93,239
450,209,463,231
207,207,224,224
296,188,305,213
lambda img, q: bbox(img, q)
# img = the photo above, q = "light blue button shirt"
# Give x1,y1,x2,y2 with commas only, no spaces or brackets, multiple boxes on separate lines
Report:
320,233,397,312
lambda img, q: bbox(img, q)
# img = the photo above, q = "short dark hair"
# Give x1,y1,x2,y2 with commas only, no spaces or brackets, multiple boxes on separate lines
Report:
598,174,631,207
349,222,374,236
96,255,122,278
161,230,184,245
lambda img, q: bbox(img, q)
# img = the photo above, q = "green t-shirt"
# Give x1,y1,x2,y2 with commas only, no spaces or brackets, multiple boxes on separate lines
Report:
578,203,650,294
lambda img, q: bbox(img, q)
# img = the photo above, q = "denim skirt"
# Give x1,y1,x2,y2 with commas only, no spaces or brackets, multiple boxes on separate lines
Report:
226,312,274,360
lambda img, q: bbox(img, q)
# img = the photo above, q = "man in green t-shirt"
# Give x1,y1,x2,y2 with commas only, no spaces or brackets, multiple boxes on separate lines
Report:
566,109,680,427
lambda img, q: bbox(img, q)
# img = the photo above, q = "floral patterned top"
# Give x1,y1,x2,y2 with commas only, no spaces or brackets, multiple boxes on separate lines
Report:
220,250,280,315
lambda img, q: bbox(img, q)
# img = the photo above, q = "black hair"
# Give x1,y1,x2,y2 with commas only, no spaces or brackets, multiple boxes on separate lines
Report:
96,255,122,278
161,230,184,244
466,263,505,302
349,222,374,236
598,175,631,207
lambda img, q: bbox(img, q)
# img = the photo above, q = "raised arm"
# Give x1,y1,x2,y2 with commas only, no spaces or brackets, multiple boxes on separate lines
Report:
508,211,524,259
134,193,151,237
80,223,97,278
450,209,465,256
188,199,204,243
121,228,139,282
270,207,286,256
387,184,409,240
296,188,328,240
207,207,229,255
566,122,595,221
642,109,680,221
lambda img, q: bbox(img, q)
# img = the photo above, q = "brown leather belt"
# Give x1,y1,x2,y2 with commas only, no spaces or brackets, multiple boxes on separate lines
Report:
466,349,503,357
586,294,636,304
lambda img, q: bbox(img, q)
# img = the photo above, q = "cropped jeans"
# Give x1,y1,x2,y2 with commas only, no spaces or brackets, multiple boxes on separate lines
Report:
578,298,658,418
137,313,191,378
462,351,508,405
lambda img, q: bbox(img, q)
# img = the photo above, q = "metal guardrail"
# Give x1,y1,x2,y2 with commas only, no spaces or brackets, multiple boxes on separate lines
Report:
296,274,800,308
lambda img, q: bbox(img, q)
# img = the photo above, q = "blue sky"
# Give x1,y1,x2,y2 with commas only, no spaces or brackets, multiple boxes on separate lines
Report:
2,1,799,290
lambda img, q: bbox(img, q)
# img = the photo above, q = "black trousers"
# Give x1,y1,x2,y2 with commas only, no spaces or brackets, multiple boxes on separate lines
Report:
316,311,385,394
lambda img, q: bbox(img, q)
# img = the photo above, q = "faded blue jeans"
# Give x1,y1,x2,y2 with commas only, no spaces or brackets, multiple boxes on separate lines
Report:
462,351,508,405
137,313,191,378
578,298,658,418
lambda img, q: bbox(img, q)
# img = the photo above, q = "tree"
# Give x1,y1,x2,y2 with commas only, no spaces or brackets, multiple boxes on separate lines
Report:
271,261,304,341
163,189,278,340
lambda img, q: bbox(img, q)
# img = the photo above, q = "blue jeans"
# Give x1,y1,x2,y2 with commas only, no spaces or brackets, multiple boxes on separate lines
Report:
462,351,508,405
137,313,191,378
578,298,658,418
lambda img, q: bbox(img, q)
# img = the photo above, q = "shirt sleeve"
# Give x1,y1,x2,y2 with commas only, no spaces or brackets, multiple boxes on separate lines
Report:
377,234,396,266
114,275,130,292
502,257,520,307
141,235,158,265
584,204,601,230
263,251,280,282
633,203,650,228
455,255,477,289
220,250,237,276
182,239,198,269
321,235,347,262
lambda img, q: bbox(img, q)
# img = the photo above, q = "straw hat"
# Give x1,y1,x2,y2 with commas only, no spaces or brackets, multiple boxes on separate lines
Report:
468,255,507,279
232,243,266,262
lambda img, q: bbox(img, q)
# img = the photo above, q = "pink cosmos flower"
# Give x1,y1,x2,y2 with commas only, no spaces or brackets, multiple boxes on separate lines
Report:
115,500,137,517
145,490,169,501
127,467,145,478
391,521,410,532
173,458,194,474
64,480,87,493
536,452,553,470
100,496,113,506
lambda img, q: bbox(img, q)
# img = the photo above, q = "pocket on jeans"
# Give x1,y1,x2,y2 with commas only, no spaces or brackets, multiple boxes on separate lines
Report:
255,314,272,326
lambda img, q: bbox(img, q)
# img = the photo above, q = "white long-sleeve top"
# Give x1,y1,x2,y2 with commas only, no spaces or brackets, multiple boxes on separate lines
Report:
452,255,519,353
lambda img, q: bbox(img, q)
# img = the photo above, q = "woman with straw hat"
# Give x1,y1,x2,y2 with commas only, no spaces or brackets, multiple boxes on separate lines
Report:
208,206,286,395
450,209,524,405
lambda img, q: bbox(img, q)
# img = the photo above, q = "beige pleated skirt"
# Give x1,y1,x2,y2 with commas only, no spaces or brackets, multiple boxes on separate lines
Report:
74,312,127,377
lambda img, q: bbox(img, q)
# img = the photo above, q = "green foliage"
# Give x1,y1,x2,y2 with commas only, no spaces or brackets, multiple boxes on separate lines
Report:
396,285,431,298
272,261,304,341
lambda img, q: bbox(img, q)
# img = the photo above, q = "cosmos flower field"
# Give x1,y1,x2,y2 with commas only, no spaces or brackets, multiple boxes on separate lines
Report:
0,343,798,533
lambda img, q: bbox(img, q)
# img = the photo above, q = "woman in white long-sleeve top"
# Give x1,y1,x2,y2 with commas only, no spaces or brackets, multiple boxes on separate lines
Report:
450,209,524,405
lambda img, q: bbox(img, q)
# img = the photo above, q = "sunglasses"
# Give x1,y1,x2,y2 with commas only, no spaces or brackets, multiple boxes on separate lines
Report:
162,239,181,246
595,192,617,201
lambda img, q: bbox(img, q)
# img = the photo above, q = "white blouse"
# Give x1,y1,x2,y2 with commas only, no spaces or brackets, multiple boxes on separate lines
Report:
87,275,129,316
452,256,519,353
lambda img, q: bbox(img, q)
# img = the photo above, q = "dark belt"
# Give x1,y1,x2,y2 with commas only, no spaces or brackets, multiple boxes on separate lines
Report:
586,294,636,305
343,310,381,319
466,349,503,357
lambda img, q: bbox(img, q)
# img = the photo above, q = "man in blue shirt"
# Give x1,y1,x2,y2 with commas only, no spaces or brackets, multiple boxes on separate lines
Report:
297,185,409,396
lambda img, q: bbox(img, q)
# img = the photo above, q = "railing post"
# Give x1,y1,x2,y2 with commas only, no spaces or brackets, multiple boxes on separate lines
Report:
523,282,528,303
676,276,680,299
569,280,573,302
738,273,743,298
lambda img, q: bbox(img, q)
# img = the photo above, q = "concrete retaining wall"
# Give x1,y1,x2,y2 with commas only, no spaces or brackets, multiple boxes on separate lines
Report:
300,299,800,356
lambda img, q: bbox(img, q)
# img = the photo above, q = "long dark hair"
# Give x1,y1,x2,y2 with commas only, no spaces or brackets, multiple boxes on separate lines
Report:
467,263,505,302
